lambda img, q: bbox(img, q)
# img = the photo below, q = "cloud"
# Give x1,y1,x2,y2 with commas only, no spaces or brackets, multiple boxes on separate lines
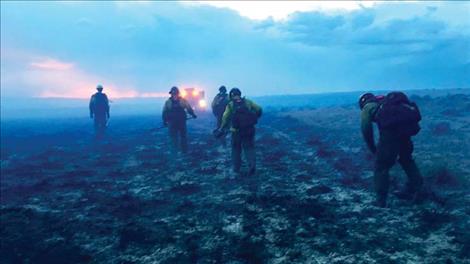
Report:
27,58,141,99
190,1,377,20
253,2,470,89
1,49,163,98
1,1,469,99
273,6,461,47
30,58,74,71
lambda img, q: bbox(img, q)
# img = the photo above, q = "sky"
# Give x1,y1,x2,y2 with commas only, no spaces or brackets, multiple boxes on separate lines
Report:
1,1,469,99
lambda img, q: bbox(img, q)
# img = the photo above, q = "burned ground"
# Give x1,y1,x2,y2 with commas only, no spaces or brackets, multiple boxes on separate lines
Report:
1,93,469,263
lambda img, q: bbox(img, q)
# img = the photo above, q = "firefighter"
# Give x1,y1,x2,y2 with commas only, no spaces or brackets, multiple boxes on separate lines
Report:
162,86,197,153
211,85,229,128
89,84,110,138
359,92,423,207
215,88,262,176
211,85,229,145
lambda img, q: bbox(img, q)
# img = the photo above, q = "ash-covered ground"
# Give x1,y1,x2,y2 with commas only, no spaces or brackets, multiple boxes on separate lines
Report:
1,92,469,263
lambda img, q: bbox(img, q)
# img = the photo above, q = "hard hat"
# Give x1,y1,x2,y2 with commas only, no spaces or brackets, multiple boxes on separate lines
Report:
229,88,242,99
358,93,376,110
96,84,104,91
169,86,179,94
219,85,227,93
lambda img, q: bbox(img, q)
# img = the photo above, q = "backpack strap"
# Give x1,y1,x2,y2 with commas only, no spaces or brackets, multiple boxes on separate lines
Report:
233,98,245,110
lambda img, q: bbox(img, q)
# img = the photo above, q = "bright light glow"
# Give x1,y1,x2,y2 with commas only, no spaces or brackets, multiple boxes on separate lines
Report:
198,99,207,108
189,1,377,20
180,90,188,97
192,90,199,97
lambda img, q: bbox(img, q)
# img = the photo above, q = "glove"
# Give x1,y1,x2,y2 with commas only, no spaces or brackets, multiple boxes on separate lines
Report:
213,128,222,138
192,114,197,119
213,128,227,139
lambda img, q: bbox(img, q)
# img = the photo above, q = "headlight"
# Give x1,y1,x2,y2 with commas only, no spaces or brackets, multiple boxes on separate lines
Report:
192,90,199,97
198,99,207,108
180,90,187,97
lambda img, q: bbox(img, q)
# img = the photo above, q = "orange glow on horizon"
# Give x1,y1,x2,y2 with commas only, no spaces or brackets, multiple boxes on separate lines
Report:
39,89,169,99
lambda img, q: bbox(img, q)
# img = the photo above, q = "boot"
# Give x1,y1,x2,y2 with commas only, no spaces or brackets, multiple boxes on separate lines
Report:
374,196,387,208
394,187,415,200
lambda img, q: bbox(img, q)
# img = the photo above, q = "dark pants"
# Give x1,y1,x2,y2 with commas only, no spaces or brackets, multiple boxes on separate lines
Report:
169,121,187,153
231,130,256,173
215,113,226,146
375,133,423,201
94,112,107,138
215,113,223,128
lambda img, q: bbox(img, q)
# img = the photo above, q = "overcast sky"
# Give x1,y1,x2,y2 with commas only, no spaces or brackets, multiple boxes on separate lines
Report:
1,1,469,99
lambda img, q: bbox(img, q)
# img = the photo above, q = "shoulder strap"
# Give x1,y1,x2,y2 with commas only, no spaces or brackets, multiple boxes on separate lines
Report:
233,98,246,110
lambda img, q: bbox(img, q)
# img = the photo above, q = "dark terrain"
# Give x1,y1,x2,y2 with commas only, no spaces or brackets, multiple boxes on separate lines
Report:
1,91,470,263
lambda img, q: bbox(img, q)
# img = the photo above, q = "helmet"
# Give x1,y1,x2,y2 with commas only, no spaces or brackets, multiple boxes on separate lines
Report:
219,85,227,93
358,93,377,110
96,84,104,91
229,88,242,99
169,86,179,94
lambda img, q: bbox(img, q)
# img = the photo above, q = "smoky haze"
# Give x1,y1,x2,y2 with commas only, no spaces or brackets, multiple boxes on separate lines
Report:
2,88,469,120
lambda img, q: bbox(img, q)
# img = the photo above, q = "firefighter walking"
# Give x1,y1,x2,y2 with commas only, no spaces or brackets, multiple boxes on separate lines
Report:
162,86,197,154
89,84,110,138
211,85,229,145
215,88,262,177
359,92,424,207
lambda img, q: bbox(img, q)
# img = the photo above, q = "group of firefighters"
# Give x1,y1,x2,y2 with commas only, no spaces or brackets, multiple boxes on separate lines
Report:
89,85,423,208
160,85,261,177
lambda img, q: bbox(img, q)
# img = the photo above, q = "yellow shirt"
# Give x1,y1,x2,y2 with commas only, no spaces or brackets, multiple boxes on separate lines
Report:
360,102,379,152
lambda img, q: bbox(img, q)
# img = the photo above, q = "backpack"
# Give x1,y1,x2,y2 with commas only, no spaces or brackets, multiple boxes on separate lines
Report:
232,99,258,133
92,93,108,112
374,92,421,137
213,94,229,116
167,99,186,121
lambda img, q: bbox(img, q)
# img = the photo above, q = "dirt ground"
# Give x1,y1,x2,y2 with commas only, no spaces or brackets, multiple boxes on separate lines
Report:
1,92,469,263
